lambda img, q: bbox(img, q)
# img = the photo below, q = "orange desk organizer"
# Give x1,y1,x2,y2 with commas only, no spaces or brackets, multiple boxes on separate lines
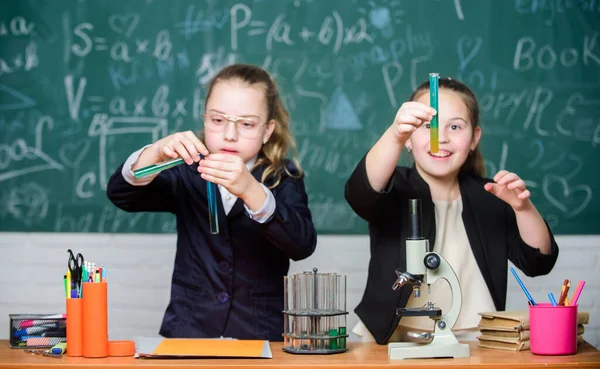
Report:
66,298,83,357
82,282,109,358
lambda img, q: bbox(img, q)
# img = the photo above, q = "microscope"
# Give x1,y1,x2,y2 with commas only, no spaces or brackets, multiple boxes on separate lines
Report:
388,199,470,360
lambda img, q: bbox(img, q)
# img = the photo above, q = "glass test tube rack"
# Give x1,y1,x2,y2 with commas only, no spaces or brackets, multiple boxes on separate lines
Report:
283,268,348,354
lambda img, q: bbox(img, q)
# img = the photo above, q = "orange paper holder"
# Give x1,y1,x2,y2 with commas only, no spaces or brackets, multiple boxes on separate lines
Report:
82,282,109,358
66,298,83,357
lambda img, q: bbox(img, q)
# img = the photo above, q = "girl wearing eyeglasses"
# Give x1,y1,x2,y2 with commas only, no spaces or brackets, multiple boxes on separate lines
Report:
106,64,317,341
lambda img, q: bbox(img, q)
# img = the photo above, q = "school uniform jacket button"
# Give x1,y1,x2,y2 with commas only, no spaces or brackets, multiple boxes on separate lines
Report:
217,292,229,303
219,261,230,272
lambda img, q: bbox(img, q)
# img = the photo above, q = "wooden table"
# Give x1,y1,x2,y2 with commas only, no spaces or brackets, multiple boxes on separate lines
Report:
2,340,599,368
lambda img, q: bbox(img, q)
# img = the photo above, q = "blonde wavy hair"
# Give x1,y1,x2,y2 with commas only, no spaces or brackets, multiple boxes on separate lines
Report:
200,64,303,188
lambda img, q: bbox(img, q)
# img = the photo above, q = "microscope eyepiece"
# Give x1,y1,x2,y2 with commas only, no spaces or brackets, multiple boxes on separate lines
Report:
408,199,423,240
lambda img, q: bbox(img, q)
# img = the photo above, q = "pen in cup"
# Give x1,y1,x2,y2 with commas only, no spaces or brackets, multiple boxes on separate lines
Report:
510,267,536,306
548,292,558,306
570,280,586,306
133,156,219,235
558,279,570,306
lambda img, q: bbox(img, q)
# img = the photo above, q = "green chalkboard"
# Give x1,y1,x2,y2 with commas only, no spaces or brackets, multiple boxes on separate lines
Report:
1,0,599,234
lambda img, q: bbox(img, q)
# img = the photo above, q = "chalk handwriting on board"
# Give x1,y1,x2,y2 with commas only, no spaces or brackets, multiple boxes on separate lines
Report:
0,1,597,234
513,32,600,72
230,4,372,54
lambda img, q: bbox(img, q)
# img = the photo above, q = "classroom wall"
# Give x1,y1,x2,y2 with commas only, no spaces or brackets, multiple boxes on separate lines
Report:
1,233,598,349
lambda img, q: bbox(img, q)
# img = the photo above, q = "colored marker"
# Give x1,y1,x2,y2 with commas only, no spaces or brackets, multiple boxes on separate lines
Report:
558,279,570,306
429,73,439,154
548,292,558,306
14,327,65,337
510,267,536,306
25,337,66,347
133,158,185,178
63,274,68,299
51,342,67,355
19,315,66,329
570,280,586,306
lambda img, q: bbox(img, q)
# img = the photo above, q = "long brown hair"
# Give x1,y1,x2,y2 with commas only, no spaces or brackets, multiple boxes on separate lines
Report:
201,64,303,188
409,78,486,177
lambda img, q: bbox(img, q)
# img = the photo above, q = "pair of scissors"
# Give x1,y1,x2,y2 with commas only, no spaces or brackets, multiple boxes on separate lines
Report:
67,249,84,297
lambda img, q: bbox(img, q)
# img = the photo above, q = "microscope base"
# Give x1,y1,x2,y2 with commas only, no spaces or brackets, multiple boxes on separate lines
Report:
388,333,470,360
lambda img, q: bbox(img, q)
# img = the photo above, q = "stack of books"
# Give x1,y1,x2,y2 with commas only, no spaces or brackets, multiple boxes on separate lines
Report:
476,310,589,351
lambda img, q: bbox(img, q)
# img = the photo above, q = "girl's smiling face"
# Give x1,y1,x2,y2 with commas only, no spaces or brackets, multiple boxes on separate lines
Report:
407,88,481,181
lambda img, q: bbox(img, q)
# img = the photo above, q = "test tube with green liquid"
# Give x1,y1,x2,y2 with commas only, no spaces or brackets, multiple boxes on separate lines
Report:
133,157,219,234
429,73,439,154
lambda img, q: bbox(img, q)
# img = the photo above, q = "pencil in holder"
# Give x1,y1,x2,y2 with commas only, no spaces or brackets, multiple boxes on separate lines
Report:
66,298,83,356
82,282,109,358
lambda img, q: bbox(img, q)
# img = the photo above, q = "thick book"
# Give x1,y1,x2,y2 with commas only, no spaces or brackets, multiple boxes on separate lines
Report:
479,324,584,341
478,334,584,351
477,310,590,331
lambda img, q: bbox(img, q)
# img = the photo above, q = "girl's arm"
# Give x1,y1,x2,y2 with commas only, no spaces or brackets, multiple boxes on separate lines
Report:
106,147,181,214
484,170,551,254
258,173,317,261
366,102,435,191
345,102,435,222
513,203,552,255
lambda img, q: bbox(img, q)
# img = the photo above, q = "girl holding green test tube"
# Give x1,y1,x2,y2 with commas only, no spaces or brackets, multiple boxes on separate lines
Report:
345,77,559,344
106,64,317,341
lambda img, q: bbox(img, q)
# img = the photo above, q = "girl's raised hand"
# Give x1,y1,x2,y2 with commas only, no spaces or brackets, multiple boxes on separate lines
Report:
484,170,532,211
392,102,437,143
152,131,209,165
197,154,257,198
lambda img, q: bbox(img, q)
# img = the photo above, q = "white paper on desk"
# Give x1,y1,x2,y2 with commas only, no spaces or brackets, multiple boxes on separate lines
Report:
133,336,272,359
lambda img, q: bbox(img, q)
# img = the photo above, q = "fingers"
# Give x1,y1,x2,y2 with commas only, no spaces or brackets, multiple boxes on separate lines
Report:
507,179,526,191
184,131,209,157
494,171,527,192
484,182,496,194
517,189,531,200
492,170,509,183
197,154,243,179
394,102,437,131
162,131,207,164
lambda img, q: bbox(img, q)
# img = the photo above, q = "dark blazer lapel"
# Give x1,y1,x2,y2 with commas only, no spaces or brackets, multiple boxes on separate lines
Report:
227,165,266,218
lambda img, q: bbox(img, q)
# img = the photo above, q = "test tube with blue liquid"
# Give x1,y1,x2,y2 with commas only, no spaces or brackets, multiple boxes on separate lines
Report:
133,157,219,234
429,73,439,154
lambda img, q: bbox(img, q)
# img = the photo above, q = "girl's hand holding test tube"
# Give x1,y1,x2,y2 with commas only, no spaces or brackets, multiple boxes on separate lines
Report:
133,131,208,177
197,153,267,212
132,131,219,234
148,130,209,166
391,102,437,144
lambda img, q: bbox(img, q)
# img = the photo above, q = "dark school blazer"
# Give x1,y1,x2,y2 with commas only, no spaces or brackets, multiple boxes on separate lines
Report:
106,159,317,341
344,155,559,344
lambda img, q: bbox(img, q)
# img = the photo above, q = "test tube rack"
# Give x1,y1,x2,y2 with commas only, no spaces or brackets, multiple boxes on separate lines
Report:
282,268,348,354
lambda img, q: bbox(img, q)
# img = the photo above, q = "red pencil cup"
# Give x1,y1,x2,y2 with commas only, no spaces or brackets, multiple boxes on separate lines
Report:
82,282,109,358
529,303,578,355
66,298,83,357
